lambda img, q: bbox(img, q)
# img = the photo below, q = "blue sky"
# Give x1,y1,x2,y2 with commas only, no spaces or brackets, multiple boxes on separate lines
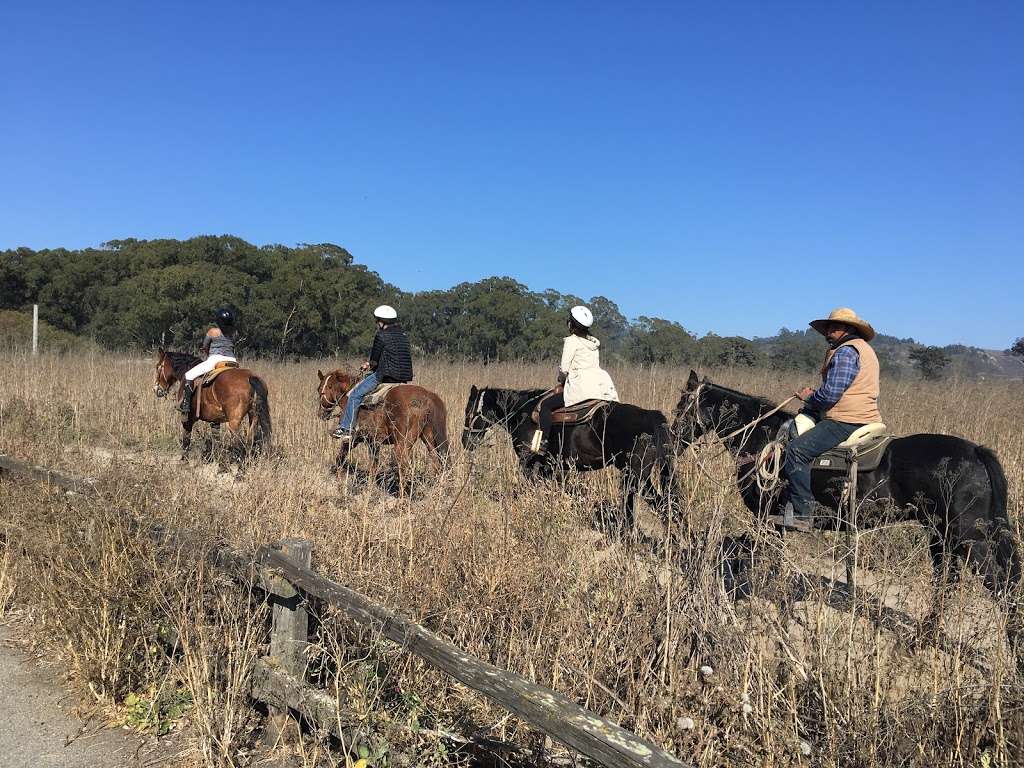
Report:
1,2,1021,348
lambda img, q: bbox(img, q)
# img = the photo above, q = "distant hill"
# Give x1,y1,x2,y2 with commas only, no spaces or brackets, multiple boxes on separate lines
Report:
752,329,1024,380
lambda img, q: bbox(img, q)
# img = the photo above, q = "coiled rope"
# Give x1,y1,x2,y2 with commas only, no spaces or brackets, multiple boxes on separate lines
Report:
756,439,786,494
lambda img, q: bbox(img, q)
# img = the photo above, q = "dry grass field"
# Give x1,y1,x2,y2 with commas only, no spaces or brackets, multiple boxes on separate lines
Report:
1,349,1023,767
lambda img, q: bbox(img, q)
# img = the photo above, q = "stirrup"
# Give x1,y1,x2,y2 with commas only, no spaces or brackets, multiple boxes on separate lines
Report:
530,429,547,454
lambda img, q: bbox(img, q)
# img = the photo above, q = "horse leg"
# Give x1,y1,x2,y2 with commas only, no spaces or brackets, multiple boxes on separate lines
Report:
392,435,412,497
221,412,247,468
203,422,220,462
919,524,960,645
419,423,446,473
618,467,639,536
181,420,195,461
333,443,352,476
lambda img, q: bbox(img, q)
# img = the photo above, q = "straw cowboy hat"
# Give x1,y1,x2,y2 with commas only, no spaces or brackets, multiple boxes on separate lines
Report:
809,307,876,342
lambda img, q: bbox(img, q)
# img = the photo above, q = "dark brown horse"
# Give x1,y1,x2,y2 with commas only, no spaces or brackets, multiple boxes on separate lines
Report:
154,349,272,461
317,369,448,490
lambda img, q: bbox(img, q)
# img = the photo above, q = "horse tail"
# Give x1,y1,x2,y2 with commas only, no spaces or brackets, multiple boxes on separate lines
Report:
976,445,1020,590
430,395,450,463
249,376,273,453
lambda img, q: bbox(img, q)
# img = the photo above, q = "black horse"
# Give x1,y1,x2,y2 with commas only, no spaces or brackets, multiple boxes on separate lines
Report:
672,370,1021,596
462,386,676,523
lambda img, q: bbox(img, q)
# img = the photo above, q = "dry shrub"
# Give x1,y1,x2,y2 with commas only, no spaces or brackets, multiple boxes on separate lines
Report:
0,350,1022,766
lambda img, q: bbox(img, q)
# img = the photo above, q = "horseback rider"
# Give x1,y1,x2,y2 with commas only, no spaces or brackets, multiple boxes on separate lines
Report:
776,307,882,532
179,307,239,414
331,304,413,443
532,305,619,454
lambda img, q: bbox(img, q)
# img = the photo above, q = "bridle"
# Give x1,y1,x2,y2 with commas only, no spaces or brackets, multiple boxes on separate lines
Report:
318,372,344,415
673,382,707,445
677,382,798,463
153,358,175,398
462,388,544,441
463,388,499,439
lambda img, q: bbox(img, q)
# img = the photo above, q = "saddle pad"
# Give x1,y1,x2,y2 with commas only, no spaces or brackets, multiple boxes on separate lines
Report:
813,435,893,473
531,397,608,426
201,361,239,387
362,382,405,408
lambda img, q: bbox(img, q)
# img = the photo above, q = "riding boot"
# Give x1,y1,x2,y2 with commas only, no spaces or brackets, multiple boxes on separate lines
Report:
178,382,195,414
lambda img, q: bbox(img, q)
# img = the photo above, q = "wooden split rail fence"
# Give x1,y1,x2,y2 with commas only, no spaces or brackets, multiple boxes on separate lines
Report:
0,454,687,768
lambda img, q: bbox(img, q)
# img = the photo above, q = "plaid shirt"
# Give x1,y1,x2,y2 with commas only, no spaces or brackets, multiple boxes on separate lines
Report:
806,345,860,412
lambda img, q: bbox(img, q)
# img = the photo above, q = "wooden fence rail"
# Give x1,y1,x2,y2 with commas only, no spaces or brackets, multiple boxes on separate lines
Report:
0,454,687,768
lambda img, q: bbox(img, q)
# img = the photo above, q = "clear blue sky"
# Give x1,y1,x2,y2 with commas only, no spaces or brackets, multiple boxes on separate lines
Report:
2,2,1021,348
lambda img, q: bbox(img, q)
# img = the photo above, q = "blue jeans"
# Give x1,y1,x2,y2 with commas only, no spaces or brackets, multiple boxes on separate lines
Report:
783,418,860,517
338,372,379,431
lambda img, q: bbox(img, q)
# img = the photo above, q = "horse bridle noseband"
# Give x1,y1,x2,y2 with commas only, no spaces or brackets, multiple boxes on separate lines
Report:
464,389,498,437
319,372,345,413
153,359,174,398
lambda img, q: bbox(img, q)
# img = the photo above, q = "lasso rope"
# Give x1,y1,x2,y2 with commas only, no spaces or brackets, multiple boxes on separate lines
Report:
755,439,786,494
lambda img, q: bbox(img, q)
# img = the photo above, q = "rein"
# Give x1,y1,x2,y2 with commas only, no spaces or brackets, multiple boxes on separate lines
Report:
679,383,798,462
464,389,544,437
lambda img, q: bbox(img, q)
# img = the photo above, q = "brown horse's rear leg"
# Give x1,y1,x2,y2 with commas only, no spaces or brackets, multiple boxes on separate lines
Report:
392,435,412,497
223,415,247,467
419,424,447,472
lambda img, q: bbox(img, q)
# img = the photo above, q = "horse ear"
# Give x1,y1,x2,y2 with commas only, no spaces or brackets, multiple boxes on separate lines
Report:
317,369,324,381
687,369,699,390
470,384,478,397
157,347,164,359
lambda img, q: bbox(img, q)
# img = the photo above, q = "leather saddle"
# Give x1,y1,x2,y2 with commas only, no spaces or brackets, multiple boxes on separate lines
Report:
184,362,240,420
200,361,239,387
530,387,609,426
783,416,892,473
361,382,406,409
812,426,892,473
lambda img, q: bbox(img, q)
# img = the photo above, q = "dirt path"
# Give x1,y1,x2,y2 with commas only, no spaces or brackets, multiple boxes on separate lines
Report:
0,623,182,768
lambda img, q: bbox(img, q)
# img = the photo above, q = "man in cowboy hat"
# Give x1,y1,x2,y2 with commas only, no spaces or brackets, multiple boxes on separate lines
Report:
773,307,882,533
331,304,413,442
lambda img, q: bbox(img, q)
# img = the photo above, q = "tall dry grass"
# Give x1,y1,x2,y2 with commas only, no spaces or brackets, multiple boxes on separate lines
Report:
0,348,1022,766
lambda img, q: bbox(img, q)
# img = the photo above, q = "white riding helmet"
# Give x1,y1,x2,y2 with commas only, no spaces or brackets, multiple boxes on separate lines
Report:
569,305,594,328
373,304,398,321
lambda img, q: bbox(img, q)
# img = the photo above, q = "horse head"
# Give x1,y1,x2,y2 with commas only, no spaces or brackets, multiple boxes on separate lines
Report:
317,369,354,420
153,348,176,398
461,385,489,451
671,370,712,447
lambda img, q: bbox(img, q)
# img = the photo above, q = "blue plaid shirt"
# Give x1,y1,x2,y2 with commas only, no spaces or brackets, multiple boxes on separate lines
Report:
806,345,860,412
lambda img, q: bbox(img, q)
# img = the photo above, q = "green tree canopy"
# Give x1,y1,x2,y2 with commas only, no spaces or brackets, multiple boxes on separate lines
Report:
908,345,952,380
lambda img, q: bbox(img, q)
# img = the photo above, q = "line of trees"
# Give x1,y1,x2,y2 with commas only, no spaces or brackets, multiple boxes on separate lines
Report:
0,235,931,375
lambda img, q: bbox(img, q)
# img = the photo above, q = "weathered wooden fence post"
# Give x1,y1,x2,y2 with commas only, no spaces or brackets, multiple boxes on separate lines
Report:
845,456,858,600
265,538,312,743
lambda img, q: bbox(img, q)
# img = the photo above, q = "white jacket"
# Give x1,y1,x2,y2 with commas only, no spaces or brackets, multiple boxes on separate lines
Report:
560,335,619,406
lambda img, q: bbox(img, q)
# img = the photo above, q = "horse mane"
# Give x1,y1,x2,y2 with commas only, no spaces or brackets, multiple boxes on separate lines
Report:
704,380,778,413
485,386,548,413
164,350,201,379
325,368,357,387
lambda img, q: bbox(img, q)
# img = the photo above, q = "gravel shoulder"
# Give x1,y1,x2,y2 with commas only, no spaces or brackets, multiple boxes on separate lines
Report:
0,621,183,768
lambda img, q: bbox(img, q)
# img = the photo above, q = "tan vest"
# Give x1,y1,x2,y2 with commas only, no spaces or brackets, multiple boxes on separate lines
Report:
821,337,881,424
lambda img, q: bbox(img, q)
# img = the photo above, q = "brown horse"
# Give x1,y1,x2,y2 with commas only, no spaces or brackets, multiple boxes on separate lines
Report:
316,369,448,490
154,349,272,461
